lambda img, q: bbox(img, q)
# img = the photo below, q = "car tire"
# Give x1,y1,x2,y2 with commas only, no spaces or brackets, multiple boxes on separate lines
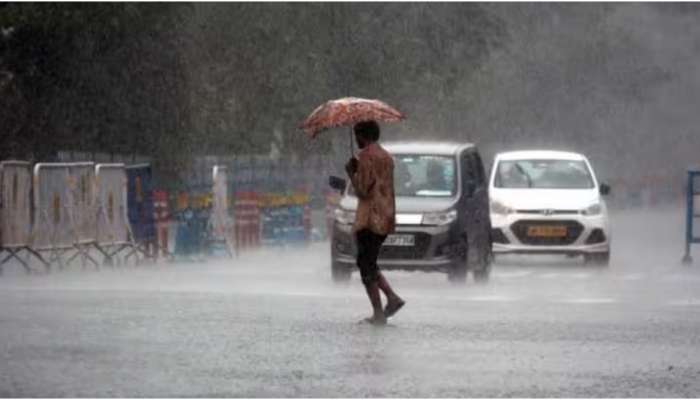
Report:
448,236,470,284
472,246,493,284
585,252,610,267
472,268,490,283
331,262,352,283
330,242,352,283
447,260,468,283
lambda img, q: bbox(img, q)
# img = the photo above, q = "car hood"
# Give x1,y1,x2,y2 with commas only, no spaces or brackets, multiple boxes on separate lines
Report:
339,195,456,213
490,188,600,210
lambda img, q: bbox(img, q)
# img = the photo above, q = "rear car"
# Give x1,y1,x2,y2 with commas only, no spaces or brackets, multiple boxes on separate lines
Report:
488,150,611,265
330,142,493,283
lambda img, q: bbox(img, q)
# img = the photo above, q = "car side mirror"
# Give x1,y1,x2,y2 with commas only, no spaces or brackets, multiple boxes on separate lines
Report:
329,175,347,192
599,183,611,196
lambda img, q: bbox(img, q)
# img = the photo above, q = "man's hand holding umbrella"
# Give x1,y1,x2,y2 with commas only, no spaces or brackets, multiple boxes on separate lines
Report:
345,157,358,177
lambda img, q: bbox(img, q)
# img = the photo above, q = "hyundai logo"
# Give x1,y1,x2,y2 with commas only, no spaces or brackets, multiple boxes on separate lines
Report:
541,209,555,216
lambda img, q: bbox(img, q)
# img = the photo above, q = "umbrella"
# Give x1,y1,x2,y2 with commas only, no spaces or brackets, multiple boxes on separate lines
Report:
300,97,405,154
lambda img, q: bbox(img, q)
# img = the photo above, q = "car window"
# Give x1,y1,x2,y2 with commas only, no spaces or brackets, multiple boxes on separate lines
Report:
348,154,457,198
395,154,457,197
495,159,594,189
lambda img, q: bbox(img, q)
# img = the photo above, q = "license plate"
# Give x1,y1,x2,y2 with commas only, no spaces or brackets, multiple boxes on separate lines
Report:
527,225,567,237
384,234,415,246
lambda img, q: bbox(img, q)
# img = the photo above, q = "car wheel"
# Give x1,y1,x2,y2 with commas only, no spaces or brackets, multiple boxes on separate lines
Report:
331,262,352,283
330,242,352,283
472,267,490,283
448,261,467,283
585,252,610,267
472,247,492,284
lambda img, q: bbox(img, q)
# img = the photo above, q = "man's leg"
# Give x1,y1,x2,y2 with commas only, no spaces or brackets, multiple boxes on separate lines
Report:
377,272,401,302
370,234,405,318
379,271,405,318
356,230,386,324
363,282,384,321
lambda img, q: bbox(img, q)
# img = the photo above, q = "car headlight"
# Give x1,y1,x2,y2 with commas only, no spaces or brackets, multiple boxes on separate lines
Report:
490,200,513,216
582,203,602,216
422,209,458,226
334,208,356,225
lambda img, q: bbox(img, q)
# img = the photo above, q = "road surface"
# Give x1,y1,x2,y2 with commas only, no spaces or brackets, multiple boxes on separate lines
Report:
1,207,700,397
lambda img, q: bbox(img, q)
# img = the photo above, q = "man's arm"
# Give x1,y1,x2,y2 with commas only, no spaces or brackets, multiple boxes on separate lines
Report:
350,154,375,199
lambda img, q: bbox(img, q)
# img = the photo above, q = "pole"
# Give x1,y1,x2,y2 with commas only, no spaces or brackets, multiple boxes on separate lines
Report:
683,170,694,265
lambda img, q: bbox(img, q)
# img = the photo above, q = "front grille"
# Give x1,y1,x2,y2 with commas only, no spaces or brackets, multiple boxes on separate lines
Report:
510,220,584,245
516,209,580,215
379,232,431,260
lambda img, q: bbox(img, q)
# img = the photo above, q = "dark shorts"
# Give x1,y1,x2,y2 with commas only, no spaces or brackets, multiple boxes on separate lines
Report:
355,229,387,285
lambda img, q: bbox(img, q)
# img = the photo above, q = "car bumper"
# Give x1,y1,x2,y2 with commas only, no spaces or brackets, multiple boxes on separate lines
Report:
331,221,463,271
334,254,455,271
492,242,610,255
490,212,610,255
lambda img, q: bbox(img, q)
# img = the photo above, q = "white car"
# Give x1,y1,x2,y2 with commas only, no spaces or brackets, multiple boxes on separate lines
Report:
488,150,611,266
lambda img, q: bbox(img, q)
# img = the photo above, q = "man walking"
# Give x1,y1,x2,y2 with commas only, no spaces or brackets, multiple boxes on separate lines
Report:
345,120,405,325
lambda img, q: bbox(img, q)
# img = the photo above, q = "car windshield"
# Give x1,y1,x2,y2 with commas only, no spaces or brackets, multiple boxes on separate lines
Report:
347,154,457,198
495,159,594,189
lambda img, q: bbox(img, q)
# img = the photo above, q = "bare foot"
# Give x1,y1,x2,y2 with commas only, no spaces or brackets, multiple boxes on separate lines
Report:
384,298,405,318
360,315,387,326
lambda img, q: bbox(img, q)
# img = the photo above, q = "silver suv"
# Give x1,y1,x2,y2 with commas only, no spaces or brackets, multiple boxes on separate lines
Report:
329,141,493,283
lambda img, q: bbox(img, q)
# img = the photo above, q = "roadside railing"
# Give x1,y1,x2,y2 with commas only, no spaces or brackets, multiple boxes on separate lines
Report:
682,169,700,264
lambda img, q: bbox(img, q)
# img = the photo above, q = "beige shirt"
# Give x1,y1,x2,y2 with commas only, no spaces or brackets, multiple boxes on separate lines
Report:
350,142,396,236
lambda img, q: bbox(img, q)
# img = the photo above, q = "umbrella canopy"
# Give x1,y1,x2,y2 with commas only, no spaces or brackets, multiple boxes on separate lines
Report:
300,97,405,138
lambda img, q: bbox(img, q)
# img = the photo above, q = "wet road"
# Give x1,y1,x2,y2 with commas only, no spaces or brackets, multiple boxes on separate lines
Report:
1,207,700,397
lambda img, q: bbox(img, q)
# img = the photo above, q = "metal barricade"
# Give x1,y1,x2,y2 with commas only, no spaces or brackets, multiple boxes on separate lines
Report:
95,163,138,265
33,163,87,268
210,165,234,257
65,162,103,268
0,161,48,273
683,169,700,264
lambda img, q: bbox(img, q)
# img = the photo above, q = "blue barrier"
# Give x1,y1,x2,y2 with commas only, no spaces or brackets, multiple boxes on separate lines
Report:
126,164,156,245
683,170,700,264
174,208,196,258
172,203,214,260
260,204,306,247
